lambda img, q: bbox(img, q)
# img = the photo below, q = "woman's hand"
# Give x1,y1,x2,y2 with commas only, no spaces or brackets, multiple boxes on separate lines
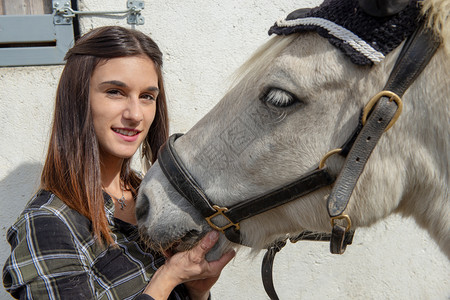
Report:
143,231,235,300
181,231,235,300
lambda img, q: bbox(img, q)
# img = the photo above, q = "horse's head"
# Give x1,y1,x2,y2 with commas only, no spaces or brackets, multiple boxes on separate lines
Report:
136,0,449,260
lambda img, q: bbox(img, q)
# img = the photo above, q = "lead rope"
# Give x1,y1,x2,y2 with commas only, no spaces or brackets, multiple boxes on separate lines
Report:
262,231,354,300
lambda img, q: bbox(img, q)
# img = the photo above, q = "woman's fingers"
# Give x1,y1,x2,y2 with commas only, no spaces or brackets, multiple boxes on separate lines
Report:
212,249,236,268
189,231,220,263
201,231,220,250
183,249,236,298
157,231,235,291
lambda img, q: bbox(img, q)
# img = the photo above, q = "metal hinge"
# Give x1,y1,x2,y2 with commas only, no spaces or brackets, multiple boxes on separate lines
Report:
53,0,145,25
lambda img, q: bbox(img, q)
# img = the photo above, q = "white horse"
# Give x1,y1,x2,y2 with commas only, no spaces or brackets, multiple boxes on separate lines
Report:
136,0,449,263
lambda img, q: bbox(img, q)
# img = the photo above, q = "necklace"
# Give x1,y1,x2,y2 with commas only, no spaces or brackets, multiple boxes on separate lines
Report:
115,189,127,210
104,184,127,210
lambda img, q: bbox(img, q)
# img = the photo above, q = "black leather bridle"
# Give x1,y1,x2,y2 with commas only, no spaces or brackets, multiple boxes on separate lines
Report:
156,19,440,300
159,132,338,244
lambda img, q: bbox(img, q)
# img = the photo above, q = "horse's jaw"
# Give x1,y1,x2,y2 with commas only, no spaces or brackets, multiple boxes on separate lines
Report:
136,161,232,261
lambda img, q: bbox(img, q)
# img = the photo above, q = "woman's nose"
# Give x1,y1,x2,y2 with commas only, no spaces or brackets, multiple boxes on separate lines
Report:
123,97,143,123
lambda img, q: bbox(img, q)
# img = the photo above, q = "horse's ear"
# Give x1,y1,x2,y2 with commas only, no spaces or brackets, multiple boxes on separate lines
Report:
358,0,410,17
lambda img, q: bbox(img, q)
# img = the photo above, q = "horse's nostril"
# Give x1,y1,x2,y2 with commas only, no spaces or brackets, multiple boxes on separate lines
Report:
135,196,149,222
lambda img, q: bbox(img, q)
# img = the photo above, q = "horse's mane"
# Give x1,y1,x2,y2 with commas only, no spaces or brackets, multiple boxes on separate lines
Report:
422,0,450,53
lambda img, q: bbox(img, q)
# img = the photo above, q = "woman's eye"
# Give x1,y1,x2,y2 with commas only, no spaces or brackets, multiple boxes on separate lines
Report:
260,88,297,107
141,94,156,101
106,89,122,96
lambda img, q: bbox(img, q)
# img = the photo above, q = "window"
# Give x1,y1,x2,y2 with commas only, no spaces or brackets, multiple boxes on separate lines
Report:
0,0,77,66
1,0,52,14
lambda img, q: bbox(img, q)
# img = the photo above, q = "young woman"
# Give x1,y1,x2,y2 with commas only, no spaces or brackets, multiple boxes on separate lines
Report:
2,26,235,300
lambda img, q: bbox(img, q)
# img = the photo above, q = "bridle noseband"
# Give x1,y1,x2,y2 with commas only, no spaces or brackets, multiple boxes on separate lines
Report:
158,133,337,245
156,19,440,300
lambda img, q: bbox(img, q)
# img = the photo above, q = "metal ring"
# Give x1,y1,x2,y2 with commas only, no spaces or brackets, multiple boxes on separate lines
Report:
362,91,403,131
319,148,342,169
330,215,352,232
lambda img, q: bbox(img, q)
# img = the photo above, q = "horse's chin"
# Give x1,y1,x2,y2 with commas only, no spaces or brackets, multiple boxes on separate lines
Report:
169,235,203,254
139,225,230,261
205,236,227,261
159,230,205,255
173,232,229,261
168,234,229,261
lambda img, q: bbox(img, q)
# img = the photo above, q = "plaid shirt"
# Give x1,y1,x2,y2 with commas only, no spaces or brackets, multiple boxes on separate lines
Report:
3,190,189,300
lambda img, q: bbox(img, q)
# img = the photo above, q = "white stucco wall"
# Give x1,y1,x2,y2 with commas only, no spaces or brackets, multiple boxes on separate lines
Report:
1,0,449,299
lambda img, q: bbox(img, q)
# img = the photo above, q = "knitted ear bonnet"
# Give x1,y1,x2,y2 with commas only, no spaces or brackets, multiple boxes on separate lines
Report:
268,0,422,65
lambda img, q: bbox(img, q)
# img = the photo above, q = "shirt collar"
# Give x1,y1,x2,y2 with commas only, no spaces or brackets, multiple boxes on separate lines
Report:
103,191,115,226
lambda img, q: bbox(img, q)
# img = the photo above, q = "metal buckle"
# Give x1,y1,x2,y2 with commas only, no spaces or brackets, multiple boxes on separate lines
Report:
330,214,352,232
205,205,240,233
362,91,403,131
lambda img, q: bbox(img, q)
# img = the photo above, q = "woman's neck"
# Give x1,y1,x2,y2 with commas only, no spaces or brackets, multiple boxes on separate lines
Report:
100,154,124,195
99,154,137,225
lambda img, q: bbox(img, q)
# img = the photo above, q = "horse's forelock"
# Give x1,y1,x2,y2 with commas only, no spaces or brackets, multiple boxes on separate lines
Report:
231,35,299,89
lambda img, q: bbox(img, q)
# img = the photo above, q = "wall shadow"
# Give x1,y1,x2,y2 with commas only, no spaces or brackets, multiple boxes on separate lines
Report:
0,162,42,298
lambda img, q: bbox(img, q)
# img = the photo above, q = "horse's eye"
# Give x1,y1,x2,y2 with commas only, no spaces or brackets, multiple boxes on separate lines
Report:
260,88,297,107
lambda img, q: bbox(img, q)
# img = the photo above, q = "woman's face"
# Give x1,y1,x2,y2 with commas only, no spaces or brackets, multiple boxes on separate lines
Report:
89,55,159,162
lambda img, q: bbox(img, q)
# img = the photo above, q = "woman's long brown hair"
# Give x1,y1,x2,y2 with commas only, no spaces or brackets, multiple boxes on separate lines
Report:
41,26,169,244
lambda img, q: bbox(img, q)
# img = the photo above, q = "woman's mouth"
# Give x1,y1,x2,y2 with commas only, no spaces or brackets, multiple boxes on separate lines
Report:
113,128,140,136
112,128,142,142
